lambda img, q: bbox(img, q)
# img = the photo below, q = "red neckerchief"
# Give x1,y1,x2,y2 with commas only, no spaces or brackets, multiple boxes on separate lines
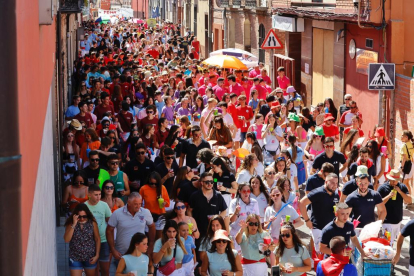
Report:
321,254,349,276
357,157,373,169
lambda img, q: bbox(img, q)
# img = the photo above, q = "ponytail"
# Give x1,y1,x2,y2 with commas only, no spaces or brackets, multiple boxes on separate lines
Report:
288,135,297,161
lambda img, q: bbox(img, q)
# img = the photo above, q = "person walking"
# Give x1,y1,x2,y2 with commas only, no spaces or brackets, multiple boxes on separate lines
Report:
115,233,149,276
64,203,100,276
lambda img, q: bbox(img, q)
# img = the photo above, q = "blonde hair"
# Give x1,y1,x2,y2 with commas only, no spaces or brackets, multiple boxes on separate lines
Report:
244,214,263,237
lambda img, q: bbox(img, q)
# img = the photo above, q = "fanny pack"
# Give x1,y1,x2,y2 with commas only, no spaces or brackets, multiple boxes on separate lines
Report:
157,244,177,276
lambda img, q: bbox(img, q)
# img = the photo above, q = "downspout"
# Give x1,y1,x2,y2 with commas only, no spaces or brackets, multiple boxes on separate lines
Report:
357,0,373,29
0,0,22,275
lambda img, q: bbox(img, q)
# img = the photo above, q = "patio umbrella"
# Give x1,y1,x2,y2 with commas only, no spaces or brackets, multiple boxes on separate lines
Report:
202,55,248,70
210,48,259,68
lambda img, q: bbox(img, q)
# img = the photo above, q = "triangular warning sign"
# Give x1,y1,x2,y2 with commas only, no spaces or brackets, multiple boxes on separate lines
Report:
261,29,283,50
369,65,394,86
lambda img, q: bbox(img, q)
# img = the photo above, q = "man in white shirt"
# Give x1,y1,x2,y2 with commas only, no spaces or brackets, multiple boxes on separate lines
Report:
217,101,237,137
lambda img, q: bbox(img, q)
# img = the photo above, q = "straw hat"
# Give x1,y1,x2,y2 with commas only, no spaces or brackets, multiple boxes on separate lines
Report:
355,165,368,177
211,229,231,243
386,169,401,181
70,119,82,131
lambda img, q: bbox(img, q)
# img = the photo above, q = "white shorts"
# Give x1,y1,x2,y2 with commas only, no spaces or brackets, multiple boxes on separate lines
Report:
157,267,185,276
182,261,195,276
382,223,401,247
234,129,241,142
242,262,268,276
222,194,232,216
311,228,323,253
410,265,414,276
401,164,414,180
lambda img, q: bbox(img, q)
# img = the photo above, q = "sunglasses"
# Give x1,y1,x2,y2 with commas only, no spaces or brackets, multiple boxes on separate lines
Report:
267,172,276,175
90,158,100,162
149,182,157,185
67,135,74,138
137,151,146,155
110,162,119,165
175,205,186,210
148,111,154,114
74,181,84,184
104,186,114,190
248,222,259,227
78,215,88,219
366,145,372,148
324,145,334,149
109,137,116,140
203,180,214,185
216,239,228,244
351,106,358,109
241,190,251,194
280,234,291,239
314,135,323,138
271,193,281,198
276,157,285,161
165,156,174,160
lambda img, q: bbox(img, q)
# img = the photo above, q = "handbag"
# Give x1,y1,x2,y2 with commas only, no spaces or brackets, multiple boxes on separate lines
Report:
157,243,177,276
402,144,412,175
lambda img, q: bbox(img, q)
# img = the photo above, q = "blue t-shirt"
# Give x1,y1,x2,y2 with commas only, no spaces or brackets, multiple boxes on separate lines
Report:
321,219,356,247
65,105,80,118
155,100,165,118
345,189,383,228
347,162,376,182
182,235,196,264
287,146,304,164
122,254,149,276
307,186,339,230
248,99,259,110
401,219,414,266
342,179,374,196
306,173,325,192
378,182,409,224
316,262,358,276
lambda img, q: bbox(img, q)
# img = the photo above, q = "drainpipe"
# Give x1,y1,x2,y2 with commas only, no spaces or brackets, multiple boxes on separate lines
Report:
0,0,22,275
223,7,227,48
357,0,372,29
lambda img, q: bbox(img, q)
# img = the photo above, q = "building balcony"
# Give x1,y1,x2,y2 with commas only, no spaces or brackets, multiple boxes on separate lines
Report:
229,0,267,9
60,0,83,13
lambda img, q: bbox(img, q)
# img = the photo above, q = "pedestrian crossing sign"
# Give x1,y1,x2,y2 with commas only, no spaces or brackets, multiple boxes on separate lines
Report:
368,63,395,90
261,29,283,50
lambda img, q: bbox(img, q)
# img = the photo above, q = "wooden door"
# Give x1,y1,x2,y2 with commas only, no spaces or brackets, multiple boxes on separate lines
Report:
312,28,334,106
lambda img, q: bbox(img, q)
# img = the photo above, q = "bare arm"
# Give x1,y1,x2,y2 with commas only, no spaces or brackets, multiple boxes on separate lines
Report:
234,254,243,276
179,153,185,167
115,258,129,276
376,203,387,222
299,197,313,229
91,221,101,263
152,241,170,264
106,225,122,260
319,243,331,255
351,235,366,258
200,253,209,276
339,192,347,203
392,234,405,265
123,173,130,196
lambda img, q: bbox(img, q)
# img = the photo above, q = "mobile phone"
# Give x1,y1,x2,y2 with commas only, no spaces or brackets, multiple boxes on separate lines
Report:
271,265,280,276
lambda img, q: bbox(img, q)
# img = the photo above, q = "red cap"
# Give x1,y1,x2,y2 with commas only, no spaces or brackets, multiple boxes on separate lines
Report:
323,113,335,122
374,127,385,137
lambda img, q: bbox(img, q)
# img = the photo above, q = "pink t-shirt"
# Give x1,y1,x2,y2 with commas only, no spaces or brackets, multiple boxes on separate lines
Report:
250,85,267,100
262,75,272,85
213,85,228,101
198,85,207,96
229,83,245,96
277,76,291,95
249,69,261,78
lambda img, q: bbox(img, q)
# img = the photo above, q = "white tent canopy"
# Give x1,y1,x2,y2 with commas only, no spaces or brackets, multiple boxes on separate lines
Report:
209,48,259,68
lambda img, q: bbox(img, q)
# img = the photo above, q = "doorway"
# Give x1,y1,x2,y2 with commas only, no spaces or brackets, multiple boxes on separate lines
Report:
312,28,334,106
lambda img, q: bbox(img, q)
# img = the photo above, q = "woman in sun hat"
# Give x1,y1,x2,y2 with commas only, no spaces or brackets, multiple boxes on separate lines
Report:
200,229,242,276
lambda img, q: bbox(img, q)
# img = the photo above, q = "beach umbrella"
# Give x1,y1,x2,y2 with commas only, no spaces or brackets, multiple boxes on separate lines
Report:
210,48,259,68
202,55,248,70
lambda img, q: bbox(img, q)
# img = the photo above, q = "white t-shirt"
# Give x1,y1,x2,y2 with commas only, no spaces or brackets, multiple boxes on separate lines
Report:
250,192,268,222
236,169,254,184
222,113,234,128
264,204,299,239
229,198,260,236
201,107,213,135
263,125,283,152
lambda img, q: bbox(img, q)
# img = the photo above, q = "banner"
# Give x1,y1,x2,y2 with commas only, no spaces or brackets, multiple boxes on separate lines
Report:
98,8,133,19
147,18,157,28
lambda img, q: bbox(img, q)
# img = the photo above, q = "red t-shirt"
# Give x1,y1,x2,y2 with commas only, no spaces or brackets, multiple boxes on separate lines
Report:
120,82,133,97
156,129,169,145
93,104,115,121
139,116,159,132
192,41,200,53
74,112,94,128
322,123,340,138
344,127,364,137
117,111,134,132
236,105,254,132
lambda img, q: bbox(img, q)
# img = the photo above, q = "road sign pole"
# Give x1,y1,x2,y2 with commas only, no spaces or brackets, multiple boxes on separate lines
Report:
378,90,383,126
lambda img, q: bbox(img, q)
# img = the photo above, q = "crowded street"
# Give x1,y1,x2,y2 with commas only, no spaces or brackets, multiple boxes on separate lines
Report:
4,1,414,276
53,18,414,276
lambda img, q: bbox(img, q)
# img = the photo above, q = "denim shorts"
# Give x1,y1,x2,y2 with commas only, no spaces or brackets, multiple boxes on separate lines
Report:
69,258,97,270
99,242,110,262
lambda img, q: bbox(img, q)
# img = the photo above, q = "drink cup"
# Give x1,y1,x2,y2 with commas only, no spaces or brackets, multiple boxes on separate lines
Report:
381,146,387,154
158,197,165,209
130,271,138,276
263,237,271,245
285,215,291,222
285,263,293,273
169,238,176,249
188,222,193,234
258,243,265,253
345,246,352,257
217,182,223,189
391,189,397,200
